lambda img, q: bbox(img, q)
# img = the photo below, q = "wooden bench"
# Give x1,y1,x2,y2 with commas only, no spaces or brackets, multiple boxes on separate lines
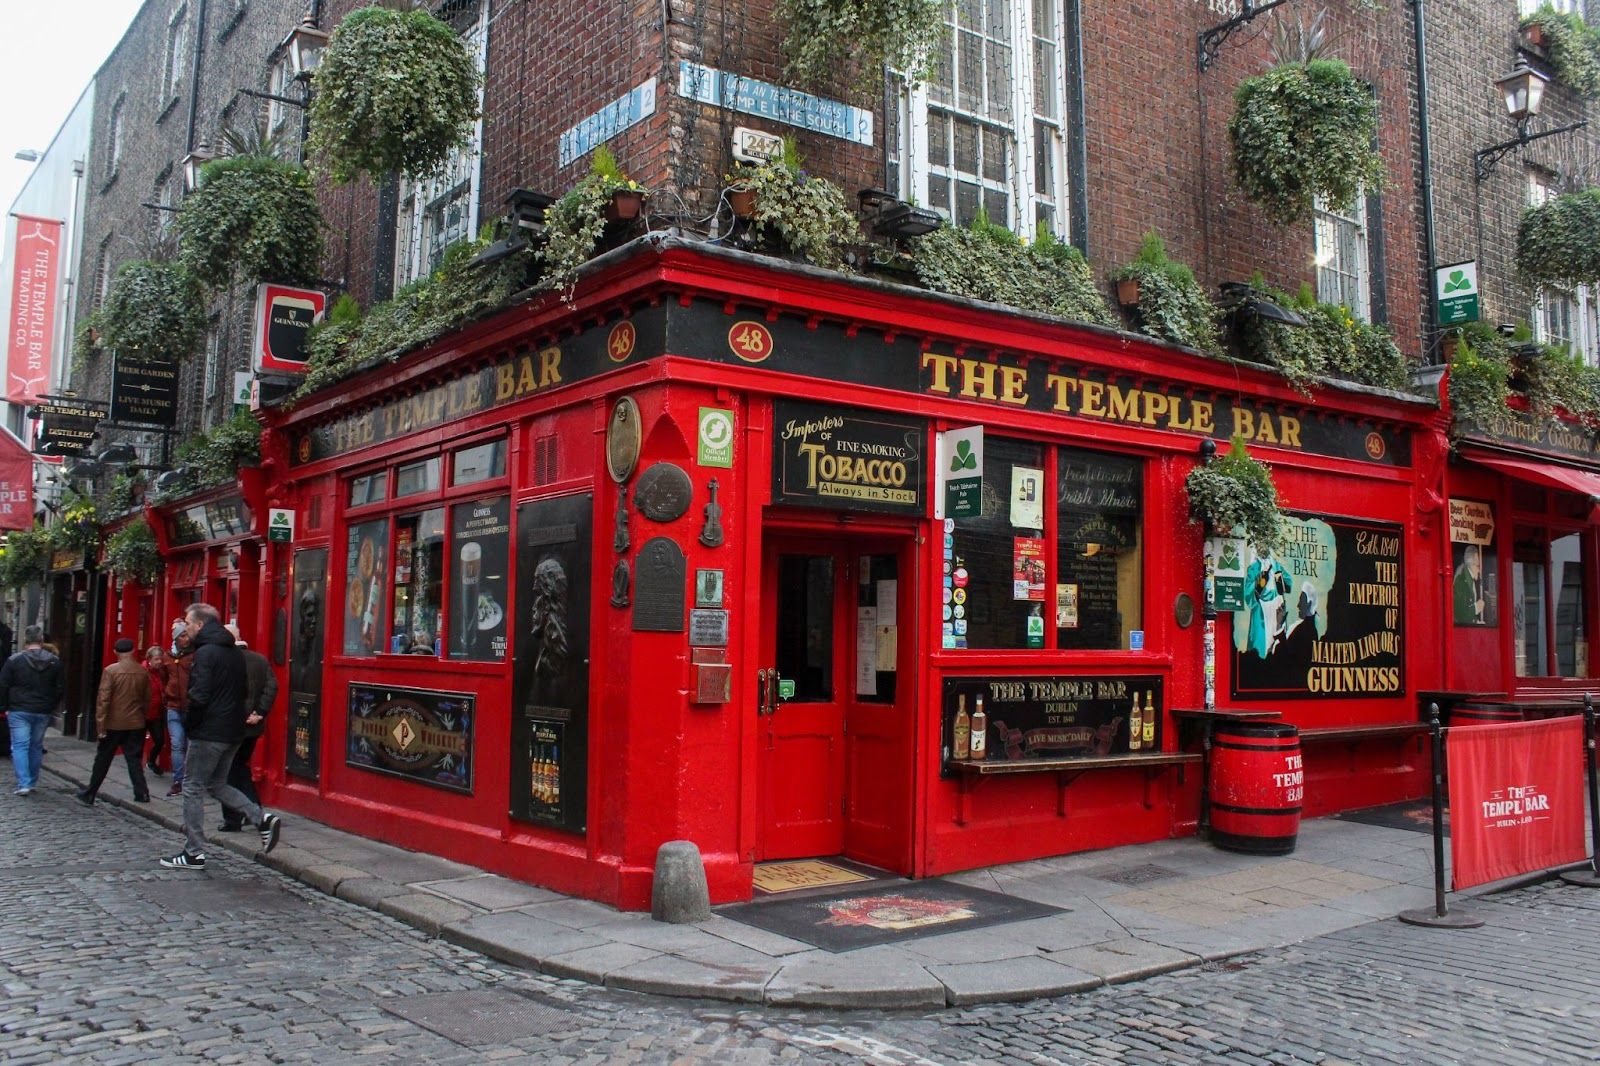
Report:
946,753,1202,825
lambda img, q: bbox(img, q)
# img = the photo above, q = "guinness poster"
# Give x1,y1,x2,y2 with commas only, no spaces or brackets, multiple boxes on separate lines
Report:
448,495,510,661
1231,515,1405,700
510,493,592,831
346,683,474,793
771,400,925,514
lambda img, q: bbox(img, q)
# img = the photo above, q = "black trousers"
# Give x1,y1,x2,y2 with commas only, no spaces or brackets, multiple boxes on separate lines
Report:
146,714,166,768
86,729,149,801
221,735,260,829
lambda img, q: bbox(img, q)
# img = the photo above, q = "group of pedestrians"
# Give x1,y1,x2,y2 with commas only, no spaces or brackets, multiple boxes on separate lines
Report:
4,603,283,869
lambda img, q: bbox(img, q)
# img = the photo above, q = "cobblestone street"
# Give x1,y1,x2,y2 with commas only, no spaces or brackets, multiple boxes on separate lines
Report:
4,777,1600,1064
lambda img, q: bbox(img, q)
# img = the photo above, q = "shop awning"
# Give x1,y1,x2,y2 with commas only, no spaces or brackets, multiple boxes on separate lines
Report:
1462,449,1600,515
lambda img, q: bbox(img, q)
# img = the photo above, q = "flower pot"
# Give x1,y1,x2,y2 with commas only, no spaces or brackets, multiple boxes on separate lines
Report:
1521,22,1546,50
727,186,757,219
604,190,644,222
1115,278,1142,307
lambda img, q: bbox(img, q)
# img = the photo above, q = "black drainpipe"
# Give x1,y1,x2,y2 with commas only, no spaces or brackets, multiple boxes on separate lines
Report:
184,0,210,155
1063,0,1090,256
1412,0,1440,358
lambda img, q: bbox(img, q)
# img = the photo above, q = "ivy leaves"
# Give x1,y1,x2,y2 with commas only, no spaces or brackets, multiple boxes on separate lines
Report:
307,6,480,184
87,260,208,364
1185,439,1285,554
911,220,1114,327
778,0,943,92
1229,59,1383,227
1517,188,1600,291
177,155,324,286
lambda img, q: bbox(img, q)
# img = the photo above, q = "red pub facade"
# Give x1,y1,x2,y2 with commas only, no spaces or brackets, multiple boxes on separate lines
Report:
129,237,1452,910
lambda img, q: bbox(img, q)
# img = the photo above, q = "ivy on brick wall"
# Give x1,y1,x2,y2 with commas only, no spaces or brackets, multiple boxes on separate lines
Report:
307,5,480,184
777,0,942,91
911,217,1114,327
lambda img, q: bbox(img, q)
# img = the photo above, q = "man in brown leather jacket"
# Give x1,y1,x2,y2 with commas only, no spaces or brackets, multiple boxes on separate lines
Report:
76,638,154,805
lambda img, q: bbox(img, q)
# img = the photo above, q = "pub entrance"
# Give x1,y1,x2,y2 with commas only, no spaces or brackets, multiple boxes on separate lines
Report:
756,530,916,873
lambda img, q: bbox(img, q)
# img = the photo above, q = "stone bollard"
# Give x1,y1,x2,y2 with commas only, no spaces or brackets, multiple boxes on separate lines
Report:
651,840,711,924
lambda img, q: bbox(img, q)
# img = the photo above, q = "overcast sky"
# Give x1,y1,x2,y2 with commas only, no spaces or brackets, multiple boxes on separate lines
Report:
1,1,146,214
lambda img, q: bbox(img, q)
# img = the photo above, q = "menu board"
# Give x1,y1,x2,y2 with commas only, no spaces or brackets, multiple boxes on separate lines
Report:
941,674,1164,773
343,518,389,657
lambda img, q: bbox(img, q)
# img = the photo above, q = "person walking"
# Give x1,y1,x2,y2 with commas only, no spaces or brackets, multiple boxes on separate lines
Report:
160,604,281,870
162,628,195,797
143,646,168,776
76,638,153,806
217,625,277,833
1,625,64,796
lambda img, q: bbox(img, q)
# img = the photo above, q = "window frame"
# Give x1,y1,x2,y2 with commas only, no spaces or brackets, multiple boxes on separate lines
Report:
164,5,190,103
106,95,125,179
1313,193,1370,320
1529,174,1600,365
1511,490,1596,681
891,0,1069,237
336,436,511,665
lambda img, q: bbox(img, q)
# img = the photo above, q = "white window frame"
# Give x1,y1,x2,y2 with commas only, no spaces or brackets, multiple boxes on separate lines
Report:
165,6,189,102
202,329,220,426
107,96,125,178
1313,193,1370,320
266,50,300,163
891,0,1069,238
1529,175,1600,365
393,0,488,288
93,239,114,310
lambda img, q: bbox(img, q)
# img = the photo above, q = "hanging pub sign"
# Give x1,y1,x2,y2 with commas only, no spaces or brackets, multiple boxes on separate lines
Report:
771,400,924,514
1231,514,1405,700
32,396,107,457
346,683,474,793
940,674,1164,774
253,283,327,374
109,356,180,427
0,429,31,531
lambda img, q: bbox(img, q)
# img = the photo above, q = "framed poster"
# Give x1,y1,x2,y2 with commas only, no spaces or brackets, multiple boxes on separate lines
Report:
448,495,511,660
346,683,474,793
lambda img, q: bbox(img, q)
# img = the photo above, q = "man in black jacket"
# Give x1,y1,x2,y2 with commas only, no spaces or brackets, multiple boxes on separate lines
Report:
218,624,278,833
1,625,63,796
160,604,282,870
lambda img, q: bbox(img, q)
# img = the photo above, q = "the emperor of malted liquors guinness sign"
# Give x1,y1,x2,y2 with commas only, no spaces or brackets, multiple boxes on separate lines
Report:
254,284,327,374
772,400,925,514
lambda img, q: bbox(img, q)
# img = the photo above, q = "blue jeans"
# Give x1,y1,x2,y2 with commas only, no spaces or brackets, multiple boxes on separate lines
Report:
183,739,263,856
8,711,50,791
165,709,188,786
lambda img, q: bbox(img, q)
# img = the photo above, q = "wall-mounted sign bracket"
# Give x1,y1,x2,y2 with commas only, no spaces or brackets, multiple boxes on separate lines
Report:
1198,0,1290,73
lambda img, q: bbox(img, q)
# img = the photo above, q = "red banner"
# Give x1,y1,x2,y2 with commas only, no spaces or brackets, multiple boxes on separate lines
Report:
0,430,31,531
6,215,63,405
1448,716,1587,889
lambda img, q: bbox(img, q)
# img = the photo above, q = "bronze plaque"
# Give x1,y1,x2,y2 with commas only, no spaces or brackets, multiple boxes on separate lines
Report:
633,537,686,632
606,396,641,483
635,462,693,523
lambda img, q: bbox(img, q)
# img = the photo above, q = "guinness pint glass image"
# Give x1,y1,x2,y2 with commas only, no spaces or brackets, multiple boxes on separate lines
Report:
458,541,481,657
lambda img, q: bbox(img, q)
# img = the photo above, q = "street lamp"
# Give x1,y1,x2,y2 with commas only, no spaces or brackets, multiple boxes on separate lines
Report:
182,142,216,192
1475,59,1586,181
13,149,40,162
281,14,330,80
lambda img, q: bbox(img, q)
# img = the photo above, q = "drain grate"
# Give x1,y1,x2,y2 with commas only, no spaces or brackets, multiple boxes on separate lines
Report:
1085,863,1182,887
380,988,574,1046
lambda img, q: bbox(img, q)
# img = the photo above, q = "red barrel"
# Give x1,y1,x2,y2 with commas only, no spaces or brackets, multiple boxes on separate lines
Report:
1451,705,1521,727
1210,722,1302,855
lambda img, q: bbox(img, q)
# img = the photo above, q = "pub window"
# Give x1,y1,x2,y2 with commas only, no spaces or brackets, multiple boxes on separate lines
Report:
452,439,506,485
348,470,388,507
1514,525,1589,678
1056,447,1143,650
950,437,1046,649
389,508,445,654
395,457,441,497
344,518,390,657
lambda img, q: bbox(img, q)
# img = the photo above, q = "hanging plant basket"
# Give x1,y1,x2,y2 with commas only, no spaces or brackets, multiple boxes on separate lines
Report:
1229,59,1384,227
1185,438,1285,553
307,5,481,184
177,154,324,287
1517,187,1600,291
92,259,208,363
777,0,943,92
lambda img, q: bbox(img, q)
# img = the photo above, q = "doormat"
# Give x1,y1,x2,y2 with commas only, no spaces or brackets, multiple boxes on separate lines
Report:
753,860,874,895
1335,800,1447,836
720,880,1063,953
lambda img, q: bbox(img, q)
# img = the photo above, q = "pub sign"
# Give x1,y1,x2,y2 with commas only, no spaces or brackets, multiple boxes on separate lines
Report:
253,284,326,374
772,401,925,514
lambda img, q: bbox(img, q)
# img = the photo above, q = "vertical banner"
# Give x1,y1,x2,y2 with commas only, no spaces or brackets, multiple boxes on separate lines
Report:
1448,717,1586,889
510,493,592,832
448,495,510,661
0,429,34,531
6,216,62,405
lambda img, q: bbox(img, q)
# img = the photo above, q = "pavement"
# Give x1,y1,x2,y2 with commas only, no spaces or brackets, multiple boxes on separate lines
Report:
40,736,1552,1011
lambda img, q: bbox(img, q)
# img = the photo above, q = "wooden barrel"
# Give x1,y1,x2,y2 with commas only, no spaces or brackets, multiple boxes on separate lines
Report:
1451,705,1521,727
1210,722,1302,855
